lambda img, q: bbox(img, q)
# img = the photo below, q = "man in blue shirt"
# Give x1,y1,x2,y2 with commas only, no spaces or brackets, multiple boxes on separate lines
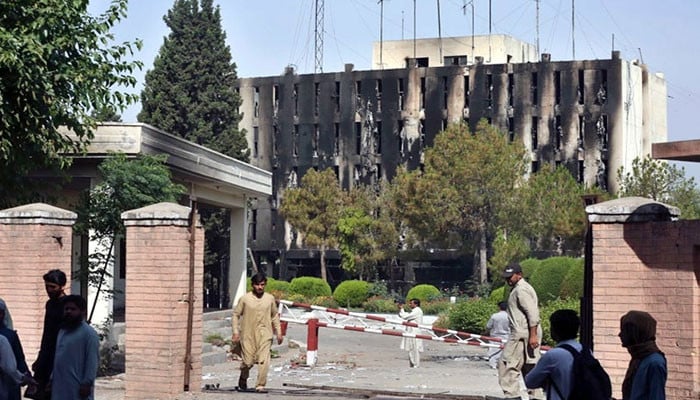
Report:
525,309,581,400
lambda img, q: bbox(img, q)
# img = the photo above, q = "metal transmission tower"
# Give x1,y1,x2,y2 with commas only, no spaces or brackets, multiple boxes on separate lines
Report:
314,0,324,73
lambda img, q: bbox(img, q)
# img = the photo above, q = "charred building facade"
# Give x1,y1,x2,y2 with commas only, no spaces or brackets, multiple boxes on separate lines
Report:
235,50,667,284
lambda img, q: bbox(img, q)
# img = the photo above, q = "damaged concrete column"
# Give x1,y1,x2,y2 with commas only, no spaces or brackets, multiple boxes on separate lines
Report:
0,203,76,360
122,202,204,399
586,196,700,400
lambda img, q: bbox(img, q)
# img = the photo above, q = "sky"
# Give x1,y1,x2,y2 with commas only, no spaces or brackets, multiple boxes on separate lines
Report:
88,0,700,180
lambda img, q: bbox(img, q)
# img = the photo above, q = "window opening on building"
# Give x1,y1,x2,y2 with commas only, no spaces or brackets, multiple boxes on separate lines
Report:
333,165,339,181
577,160,584,183
441,119,448,131
531,117,538,149
464,76,470,108
444,55,467,66
375,163,382,182
508,117,515,142
354,164,361,186
443,76,449,110
288,166,298,188
293,125,299,157
253,126,259,158
355,122,362,155
406,57,429,68
314,82,320,116
577,69,584,104
554,71,561,105
596,114,608,152
273,85,279,117
596,69,608,105
578,115,585,151
374,121,382,154
249,209,257,241
334,81,340,112
293,84,299,116
508,73,514,107
398,78,405,111
487,73,493,109
254,86,260,118
376,79,382,112
420,77,426,109
531,161,539,173
334,123,340,155
313,124,319,157
273,125,279,158
531,72,538,105
356,80,362,102
555,115,562,150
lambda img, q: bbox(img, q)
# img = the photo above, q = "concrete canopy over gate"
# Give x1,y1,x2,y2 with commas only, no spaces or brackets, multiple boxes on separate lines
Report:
586,196,699,400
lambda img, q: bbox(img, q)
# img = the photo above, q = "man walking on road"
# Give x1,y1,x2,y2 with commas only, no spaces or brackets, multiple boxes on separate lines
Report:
497,263,543,400
398,298,424,368
232,272,283,393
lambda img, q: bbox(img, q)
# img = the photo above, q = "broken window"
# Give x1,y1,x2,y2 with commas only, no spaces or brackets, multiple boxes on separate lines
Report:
398,78,405,111
464,76,470,108
577,69,584,104
333,165,339,181
273,125,279,158
288,167,298,188
355,122,362,155
273,85,279,117
334,123,340,155
292,125,298,157
253,86,260,118
596,70,608,105
577,160,584,183
376,163,382,182
443,76,449,110
487,73,493,109
374,121,382,154
420,77,426,109
356,80,362,103
578,115,585,150
313,124,319,157
249,209,257,241
334,81,340,112
531,72,538,105
508,73,514,107
314,82,320,116
354,165,361,185
531,117,538,149
376,79,382,113
531,161,539,173
555,115,562,150
293,84,299,116
406,57,429,68
508,117,515,142
596,114,608,151
253,126,259,158
444,55,467,66
554,71,561,105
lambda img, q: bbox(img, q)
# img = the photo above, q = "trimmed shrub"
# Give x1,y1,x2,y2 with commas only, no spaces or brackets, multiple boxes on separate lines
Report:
421,299,452,315
529,256,576,304
362,296,398,313
367,280,390,298
447,298,498,334
406,284,441,303
310,295,338,309
488,286,508,304
432,312,450,330
559,259,584,299
519,258,542,279
267,278,290,294
333,280,370,308
539,297,581,346
289,277,332,298
285,292,308,304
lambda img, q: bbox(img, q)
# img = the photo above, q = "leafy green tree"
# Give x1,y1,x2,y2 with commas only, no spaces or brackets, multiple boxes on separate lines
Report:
519,164,588,254
280,168,345,282
75,153,185,322
390,120,528,283
616,155,700,219
138,0,247,161
0,0,142,206
138,0,249,292
338,186,398,280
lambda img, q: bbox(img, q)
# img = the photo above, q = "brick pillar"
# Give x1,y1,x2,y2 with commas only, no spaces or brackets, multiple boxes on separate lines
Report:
122,202,203,399
0,203,76,362
587,197,700,400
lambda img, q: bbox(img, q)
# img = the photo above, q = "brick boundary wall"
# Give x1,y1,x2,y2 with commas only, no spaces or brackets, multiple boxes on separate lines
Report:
122,202,204,400
588,197,700,400
0,203,76,363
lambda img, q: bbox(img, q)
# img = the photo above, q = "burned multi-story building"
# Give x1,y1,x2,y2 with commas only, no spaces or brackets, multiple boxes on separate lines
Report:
235,47,667,285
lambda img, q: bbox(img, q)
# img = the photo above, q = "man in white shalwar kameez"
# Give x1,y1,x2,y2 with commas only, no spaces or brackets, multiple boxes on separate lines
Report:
398,298,424,368
0,335,31,400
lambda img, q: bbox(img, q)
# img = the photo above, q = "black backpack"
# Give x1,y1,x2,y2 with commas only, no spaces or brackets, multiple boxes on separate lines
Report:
552,344,612,400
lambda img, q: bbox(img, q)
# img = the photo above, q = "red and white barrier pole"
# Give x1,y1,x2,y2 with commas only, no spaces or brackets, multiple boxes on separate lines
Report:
307,318,319,366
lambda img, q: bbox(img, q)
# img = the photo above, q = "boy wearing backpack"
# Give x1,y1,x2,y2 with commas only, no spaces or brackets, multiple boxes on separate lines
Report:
525,309,612,400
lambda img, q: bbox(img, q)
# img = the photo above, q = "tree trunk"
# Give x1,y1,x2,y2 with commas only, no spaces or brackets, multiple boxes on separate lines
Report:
320,245,328,282
479,224,488,284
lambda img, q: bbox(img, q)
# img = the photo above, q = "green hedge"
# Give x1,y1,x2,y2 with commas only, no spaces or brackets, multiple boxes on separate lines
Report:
289,277,332,298
519,258,541,279
488,286,508,304
406,284,441,303
333,280,370,308
447,298,498,334
529,257,576,303
362,296,398,313
421,299,452,315
539,297,581,346
559,260,584,299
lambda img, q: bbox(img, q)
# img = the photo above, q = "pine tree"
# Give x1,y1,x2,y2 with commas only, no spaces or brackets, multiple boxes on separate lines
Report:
138,0,248,162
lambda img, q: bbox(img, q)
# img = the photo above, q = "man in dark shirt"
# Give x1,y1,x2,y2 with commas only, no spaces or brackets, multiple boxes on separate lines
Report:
31,269,66,400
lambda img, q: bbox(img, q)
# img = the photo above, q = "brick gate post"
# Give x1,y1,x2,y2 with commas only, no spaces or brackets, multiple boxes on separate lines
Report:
122,202,204,399
0,203,76,362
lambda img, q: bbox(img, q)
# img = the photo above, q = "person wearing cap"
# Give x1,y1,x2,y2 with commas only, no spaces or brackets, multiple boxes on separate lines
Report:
0,299,33,400
497,262,543,400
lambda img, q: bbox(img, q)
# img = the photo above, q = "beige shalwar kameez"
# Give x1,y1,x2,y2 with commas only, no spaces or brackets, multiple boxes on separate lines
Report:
232,292,281,389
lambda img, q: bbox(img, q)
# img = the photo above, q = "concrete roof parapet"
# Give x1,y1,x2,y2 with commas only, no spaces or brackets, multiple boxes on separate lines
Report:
585,196,680,223
0,203,77,226
121,202,201,227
